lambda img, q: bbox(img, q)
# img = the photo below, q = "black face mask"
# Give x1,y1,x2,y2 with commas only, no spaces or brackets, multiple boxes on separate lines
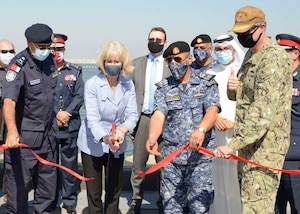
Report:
237,27,262,48
148,42,164,54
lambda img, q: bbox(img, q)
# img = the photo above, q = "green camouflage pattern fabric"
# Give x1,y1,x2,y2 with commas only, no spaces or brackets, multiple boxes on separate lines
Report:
228,39,293,213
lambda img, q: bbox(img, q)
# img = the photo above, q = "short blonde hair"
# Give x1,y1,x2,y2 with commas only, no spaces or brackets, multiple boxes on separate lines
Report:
96,41,134,75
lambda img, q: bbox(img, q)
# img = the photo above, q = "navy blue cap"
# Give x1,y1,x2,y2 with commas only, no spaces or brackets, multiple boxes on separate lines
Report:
163,41,190,58
51,33,68,48
25,23,53,43
191,34,212,47
276,33,300,51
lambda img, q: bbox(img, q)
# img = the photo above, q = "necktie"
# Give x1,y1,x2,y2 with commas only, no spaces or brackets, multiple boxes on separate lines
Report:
149,58,157,113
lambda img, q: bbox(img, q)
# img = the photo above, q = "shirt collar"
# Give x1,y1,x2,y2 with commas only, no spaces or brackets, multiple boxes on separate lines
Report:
148,54,163,63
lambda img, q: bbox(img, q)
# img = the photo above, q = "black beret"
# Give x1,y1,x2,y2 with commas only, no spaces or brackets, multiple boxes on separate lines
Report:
163,41,190,58
190,34,212,47
25,23,53,43
51,33,68,48
276,33,300,51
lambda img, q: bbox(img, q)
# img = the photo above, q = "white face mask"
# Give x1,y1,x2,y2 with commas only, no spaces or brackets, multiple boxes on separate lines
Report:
0,53,15,66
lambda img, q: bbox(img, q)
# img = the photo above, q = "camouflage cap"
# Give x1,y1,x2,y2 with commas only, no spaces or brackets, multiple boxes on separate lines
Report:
229,6,265,33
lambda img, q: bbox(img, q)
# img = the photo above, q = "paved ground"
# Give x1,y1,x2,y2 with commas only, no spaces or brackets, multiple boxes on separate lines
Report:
0,152,160,213
0,152,291,214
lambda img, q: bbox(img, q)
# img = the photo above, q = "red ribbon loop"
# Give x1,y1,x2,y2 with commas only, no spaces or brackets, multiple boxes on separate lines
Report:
138,144,300,176
0,144,94,181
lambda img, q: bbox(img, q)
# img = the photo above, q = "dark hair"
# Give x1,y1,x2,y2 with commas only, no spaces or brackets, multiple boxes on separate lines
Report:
149,27,167,41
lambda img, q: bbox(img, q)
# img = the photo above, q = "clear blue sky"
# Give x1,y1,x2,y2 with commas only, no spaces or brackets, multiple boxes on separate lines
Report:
2,0,299,59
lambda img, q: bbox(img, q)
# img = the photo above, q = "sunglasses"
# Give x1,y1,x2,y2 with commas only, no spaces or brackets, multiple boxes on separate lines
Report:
148,38,164,44
1,50,15,54
166,54,189,64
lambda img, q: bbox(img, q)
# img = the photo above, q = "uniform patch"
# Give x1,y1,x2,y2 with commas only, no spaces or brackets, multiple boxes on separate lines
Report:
194,91,204,98
30,79,41,86
165,95,180,102
64,74,77,81
6,70,17,82
10,64,20,73
292,88,300,96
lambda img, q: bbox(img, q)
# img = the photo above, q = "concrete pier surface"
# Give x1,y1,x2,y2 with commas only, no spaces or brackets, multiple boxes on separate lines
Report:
0,152,160,213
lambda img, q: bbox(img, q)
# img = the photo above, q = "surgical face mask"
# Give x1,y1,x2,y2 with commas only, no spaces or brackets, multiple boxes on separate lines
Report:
33,48,51,61
193,49,209,61
105,64,122,76
216,50,233,65
148,42,164,54
0,52,15,65
168,62,188,80
54,50,64,64
237,26,262,48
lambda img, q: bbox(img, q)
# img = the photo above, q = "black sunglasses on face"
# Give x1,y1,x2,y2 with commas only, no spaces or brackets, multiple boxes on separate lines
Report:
1,50,15,54
148,38,164,43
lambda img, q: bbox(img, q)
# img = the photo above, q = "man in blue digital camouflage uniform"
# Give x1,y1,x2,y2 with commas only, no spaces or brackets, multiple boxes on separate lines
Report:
190,34,218,73
3,23,58,214
146,41,221,214
275,33,300,214
51,33,84,214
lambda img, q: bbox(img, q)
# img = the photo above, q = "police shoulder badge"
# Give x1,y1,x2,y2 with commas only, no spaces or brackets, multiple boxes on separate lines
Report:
6,70,17,82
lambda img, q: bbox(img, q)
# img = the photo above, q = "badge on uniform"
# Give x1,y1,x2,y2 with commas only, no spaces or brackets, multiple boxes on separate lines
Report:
10,64,21,73
6,70,17,82
292,88,300,96
64,74,77,81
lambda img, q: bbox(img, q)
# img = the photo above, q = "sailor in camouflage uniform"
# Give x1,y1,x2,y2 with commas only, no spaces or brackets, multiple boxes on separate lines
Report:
213,6,293,214
146,41,221,214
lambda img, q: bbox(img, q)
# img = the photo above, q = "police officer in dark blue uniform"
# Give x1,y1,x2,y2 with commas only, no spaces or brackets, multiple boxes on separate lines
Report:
275,33,300,214
51,33,84,214
3,23,58,214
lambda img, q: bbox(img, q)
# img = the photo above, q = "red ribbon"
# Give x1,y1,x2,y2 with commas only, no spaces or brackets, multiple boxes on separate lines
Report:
0,144,94,181
111,122,116,144
138,144,300,176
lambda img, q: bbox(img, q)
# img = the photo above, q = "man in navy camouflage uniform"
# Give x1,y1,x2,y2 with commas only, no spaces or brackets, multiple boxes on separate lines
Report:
51,33,84,214
146,41,221,214
190,34,218,73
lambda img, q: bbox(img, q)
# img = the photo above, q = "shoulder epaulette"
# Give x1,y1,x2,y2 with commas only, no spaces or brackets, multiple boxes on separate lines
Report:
155,78,168,88
206,78,217,87
67,62,82,71
199,72,215,81
15,56,27,67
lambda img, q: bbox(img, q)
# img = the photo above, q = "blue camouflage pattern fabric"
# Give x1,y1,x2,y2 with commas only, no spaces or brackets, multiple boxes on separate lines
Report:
191,58,219,74
227,39,293,214
154,68,221,213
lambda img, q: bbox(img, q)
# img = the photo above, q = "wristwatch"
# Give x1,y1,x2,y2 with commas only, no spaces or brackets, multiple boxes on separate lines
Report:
198,127,206,134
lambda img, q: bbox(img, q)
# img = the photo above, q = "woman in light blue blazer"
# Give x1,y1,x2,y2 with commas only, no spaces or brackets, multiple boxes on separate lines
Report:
77,41,138,214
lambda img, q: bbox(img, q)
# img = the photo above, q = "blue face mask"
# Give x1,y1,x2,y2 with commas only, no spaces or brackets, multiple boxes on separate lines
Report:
193,49,209,61
33,48,51,61
168,62,188,80
216,50,233,65
105,65,122,76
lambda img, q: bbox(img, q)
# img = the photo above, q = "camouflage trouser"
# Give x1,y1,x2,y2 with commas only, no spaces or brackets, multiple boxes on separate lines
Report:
238,152,285,214
161,161,213,214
